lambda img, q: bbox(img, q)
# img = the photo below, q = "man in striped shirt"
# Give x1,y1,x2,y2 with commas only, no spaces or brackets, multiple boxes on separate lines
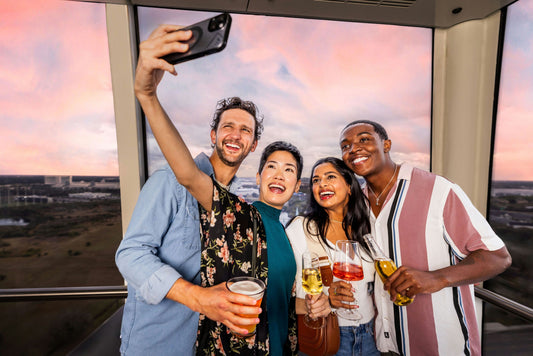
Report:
339,120,512,356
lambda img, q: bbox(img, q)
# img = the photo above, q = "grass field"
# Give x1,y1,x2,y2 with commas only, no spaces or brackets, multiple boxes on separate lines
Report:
0,199,124,355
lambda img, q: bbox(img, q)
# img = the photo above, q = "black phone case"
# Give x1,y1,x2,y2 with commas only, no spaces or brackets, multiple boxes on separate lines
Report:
162,13,232,65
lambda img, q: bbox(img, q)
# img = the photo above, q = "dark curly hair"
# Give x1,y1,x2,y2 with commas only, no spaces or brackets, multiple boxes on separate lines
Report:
210,97,264,142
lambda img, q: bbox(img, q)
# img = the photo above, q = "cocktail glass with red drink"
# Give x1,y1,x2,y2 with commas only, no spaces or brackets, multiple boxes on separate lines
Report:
332,240,364,321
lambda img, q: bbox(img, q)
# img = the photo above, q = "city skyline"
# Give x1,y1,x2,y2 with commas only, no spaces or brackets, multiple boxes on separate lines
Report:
0,0,532,181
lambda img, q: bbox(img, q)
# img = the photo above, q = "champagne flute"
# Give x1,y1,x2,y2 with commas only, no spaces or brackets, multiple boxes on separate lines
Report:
302,251,324,328
332,240,364,320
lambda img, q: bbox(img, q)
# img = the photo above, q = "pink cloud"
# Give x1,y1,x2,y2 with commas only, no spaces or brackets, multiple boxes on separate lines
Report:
492,2,533,181
230,15,432,133
5,2,530,182
493,105,533,181
0,0,117,176
138,10,433,176
0,1,112,120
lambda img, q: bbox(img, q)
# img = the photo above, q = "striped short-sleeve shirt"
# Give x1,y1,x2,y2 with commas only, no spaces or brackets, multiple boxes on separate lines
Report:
370,164,505,356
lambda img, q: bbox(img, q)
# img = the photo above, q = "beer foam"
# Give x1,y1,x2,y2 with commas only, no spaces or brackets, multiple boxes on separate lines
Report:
230,280,264,296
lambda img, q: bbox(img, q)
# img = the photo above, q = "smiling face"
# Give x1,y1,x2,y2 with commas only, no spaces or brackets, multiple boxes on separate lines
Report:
339,123,391,178
256,150,301,209
211,108,258,167
311,162,351,214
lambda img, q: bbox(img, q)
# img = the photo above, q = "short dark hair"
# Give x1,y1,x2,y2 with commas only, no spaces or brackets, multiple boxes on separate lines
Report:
258,141,304,180
210,97,264,142
342,120,389,140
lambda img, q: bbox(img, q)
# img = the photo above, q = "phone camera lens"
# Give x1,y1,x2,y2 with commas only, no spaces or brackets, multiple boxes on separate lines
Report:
209,20,217,31
209,14,226,32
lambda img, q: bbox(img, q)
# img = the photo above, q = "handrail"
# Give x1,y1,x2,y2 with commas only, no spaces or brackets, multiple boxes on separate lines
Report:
474,285,533,322
0,285,531,322
0,285,127,301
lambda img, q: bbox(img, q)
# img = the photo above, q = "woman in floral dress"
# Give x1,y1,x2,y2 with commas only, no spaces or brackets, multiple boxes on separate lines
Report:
139,85,329,355
134,24,330,354
154,134,309,355
195,141,304,355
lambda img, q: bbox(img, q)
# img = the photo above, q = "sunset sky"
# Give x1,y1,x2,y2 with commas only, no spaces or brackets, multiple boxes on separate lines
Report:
138,7,432,177
0,0,532,181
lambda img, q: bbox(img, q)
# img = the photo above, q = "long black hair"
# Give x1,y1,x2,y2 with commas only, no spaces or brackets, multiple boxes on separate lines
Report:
304,157,370,246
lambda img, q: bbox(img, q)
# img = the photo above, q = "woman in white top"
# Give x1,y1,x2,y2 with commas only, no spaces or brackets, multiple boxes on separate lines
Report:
286,157,380,356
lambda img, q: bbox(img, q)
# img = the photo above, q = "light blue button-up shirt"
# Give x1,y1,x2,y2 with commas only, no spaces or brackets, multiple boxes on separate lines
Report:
116,153,228,356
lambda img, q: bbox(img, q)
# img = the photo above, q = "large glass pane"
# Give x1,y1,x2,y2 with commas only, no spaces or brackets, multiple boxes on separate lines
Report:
486,0,533,338
0,0,122,354
1,299,122,355
138,8,432,222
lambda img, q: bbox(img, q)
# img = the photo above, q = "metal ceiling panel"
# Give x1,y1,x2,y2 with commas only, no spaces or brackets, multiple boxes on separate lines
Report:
130,0,249,13
72,0,518,28
246,0,516,28
247,0,436,27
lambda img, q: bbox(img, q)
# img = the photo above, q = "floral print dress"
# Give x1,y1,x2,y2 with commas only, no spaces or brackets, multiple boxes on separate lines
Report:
196,181,269,355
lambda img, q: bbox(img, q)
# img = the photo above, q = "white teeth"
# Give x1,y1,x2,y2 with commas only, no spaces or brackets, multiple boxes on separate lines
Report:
353,157,368,164
269,184,285,191
226,143,240,149
320,191,334,197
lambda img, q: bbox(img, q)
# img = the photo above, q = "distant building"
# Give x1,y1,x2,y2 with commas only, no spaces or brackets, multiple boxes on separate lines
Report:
15,195,53,203
492,188,533,197
233,178,259,202
280,211,291,226
93,179,120,189
69,180,92,188
0,218,29,226
68,192,112,200
43,176,120,189
510,222,533,230
44,175,71,187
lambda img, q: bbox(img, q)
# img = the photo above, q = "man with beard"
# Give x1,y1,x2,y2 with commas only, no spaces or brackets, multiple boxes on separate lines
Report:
115,26,264,356
339,120,511,356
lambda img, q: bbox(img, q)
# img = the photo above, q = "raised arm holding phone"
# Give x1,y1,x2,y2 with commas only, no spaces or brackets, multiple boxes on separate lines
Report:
118,21,312,356
116,23,266,355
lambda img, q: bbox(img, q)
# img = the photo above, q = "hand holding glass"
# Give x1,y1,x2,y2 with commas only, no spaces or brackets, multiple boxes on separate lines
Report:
332,240,364,321
226,276,265,337
301,251,324,328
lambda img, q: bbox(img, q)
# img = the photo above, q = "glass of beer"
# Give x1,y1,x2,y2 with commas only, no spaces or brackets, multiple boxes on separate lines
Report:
302,251,324,328
226,276,266,337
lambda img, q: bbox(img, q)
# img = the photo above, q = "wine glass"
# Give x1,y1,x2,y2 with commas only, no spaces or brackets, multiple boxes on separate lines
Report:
332,240,364,320
302,251,324,328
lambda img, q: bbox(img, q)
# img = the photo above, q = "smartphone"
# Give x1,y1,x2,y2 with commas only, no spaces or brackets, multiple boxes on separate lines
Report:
162,13,232,65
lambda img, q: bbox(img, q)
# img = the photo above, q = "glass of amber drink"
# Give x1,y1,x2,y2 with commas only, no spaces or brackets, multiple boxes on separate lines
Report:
363,234,414,306
226,276,266,337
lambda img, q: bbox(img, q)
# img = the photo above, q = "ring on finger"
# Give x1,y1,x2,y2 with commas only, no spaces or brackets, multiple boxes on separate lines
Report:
334,287,337,296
